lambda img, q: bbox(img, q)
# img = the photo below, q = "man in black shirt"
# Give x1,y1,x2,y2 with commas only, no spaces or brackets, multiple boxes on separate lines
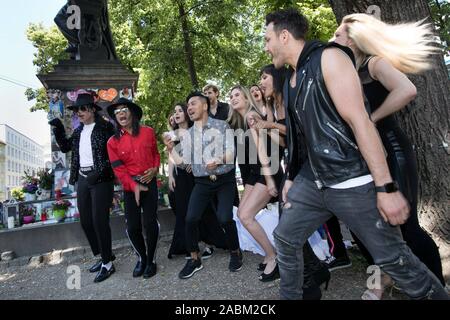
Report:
203,84,230,121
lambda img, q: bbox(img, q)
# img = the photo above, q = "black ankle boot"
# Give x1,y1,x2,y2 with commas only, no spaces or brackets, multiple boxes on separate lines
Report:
302,243,323,300
303,243,331,290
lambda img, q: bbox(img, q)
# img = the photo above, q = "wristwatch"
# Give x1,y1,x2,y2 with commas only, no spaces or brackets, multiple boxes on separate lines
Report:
375,181,399,193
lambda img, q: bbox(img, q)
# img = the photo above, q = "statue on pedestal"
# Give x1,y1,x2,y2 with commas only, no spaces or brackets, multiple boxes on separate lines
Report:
54,0,118,60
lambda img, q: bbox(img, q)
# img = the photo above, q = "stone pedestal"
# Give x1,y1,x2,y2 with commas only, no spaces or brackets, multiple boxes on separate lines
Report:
37,60,138,91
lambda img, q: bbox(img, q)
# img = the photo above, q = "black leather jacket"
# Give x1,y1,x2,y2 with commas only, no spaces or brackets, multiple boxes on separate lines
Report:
284,41,370,188
51,116,115,185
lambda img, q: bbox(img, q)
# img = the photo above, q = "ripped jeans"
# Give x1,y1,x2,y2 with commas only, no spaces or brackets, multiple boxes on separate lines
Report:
273,175,448,300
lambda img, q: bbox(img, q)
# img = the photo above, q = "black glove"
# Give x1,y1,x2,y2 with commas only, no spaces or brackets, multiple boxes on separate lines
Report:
49,117,64,128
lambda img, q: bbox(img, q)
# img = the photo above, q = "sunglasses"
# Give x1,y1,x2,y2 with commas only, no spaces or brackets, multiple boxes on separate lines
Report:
114,107,129,115
72,105,90,113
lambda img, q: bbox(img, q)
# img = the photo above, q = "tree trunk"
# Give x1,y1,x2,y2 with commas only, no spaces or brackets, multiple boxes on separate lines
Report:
176,0,199,90
328,0,450,275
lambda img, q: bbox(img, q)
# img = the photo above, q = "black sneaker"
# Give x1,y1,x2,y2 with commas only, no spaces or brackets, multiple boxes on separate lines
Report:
325,255,352,272
201,247,214,260
178,258,203,279
229,250,243,272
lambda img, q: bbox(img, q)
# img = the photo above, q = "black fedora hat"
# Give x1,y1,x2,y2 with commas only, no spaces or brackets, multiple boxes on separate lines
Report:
107,98,143,120
67,93,102,111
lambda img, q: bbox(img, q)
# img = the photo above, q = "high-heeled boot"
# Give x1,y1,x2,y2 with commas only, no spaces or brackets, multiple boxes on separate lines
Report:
302,243,323,300
304,242,331,290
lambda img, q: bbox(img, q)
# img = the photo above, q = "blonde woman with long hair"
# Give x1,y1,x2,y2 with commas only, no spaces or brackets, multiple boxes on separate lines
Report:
329,13,445,299
228,85,283,282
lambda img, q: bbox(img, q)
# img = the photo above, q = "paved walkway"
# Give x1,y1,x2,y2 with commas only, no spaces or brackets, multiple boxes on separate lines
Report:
0,232,414,300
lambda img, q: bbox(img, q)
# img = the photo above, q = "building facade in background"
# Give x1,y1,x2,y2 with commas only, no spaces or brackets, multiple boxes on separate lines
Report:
0,140,5,201
0,124,45,201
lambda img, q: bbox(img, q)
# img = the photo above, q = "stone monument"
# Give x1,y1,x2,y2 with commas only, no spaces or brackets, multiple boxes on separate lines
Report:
38,0,138,198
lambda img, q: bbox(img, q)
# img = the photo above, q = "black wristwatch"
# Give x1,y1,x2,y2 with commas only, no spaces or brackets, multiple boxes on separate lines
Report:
375,181,399,193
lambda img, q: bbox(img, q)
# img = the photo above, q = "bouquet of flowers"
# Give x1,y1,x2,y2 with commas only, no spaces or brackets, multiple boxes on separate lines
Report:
52,199,72,211
20,204,36,217
11,187,24,201
23,182,38,194
37,168,54,190
21,171,39,194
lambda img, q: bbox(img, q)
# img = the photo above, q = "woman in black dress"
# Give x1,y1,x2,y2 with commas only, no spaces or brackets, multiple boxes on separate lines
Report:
331,13,444,299
167,103,193,258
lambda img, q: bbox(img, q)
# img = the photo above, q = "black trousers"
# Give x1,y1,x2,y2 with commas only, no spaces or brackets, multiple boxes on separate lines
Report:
77,175,114,264
169,169,229,257
123,179,159,265
326,127,445,285
325,216,348,259
185,170,240,253
169,169,193,256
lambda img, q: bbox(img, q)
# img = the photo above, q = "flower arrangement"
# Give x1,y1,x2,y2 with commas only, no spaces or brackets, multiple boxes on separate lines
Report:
23,183,38,194
20,204,36,217
19,204,36,224
52,199,72,211
37,168,54,190
21,171,39,194
11,187,24,201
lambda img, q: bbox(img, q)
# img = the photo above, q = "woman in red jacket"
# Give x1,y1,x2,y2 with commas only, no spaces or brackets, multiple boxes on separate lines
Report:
107,98,161,279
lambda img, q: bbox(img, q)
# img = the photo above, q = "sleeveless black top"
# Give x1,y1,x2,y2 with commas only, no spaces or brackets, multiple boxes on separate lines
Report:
359,57,399,131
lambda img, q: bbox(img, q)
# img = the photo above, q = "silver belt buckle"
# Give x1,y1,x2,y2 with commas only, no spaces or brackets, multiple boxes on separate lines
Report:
315,180,323,189
209,175,217,182
79,170,88,178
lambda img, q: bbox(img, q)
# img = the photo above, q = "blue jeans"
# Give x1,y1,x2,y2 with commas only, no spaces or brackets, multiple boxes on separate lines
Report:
273,175,448,300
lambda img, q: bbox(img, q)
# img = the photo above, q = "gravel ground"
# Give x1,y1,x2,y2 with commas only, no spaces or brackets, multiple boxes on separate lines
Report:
0,233,416,300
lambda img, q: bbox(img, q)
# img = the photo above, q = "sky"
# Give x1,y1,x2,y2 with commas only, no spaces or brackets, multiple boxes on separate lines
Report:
0,0,66,152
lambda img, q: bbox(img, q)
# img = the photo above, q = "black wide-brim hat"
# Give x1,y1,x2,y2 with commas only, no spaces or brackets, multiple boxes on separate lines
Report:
67,93,102,111
107,97,143,121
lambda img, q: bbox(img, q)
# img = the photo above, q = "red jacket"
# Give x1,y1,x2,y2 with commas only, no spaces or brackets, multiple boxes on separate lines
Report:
107,126,160,192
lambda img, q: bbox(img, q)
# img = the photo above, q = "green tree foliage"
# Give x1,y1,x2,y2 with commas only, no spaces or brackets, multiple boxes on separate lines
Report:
297,0,337,41
26,23,68,74
26,23,68,112
25,0,336,155
429,0,450,51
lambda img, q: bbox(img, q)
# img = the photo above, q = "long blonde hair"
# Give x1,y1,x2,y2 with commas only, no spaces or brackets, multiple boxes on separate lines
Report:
342,13,440,74
227,85,263,130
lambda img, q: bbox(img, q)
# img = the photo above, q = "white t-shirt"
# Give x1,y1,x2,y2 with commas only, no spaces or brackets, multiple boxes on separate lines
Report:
79,123,95,167
329,174,373,189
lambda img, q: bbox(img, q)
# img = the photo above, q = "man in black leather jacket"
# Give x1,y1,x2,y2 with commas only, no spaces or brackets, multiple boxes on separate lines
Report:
264,8,449,300
50,93,116,283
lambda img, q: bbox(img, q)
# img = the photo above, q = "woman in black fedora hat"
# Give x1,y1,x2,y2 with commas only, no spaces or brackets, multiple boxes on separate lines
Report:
107,98,161,279
49,93,116,283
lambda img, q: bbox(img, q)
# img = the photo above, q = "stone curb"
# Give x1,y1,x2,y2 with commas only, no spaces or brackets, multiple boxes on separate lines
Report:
0,231,174,272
